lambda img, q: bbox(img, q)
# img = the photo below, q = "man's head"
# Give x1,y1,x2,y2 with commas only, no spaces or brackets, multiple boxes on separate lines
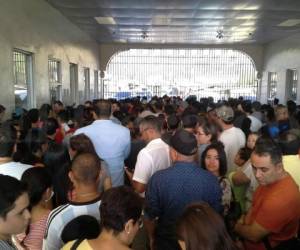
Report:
43,118,59,137
94,100,111,119
215,105,234,127
0,124,17,158
163,129,198,163
53,101,64,114
251,138,284,186
69,153,101,187
0,175,30,238
139,115,162,143
111,100,121,113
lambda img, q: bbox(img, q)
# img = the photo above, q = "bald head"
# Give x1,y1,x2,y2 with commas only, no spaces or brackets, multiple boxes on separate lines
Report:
71,153,101,184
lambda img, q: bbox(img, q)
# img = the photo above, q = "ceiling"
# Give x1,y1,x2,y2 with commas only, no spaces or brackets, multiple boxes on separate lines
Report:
46,0,300,44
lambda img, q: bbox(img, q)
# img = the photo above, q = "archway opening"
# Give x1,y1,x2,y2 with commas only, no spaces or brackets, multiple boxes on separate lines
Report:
105,49,257,101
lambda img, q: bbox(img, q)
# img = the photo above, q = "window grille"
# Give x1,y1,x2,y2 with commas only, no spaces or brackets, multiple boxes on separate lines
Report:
287,69,298,101
13,50,33,109
268,72,278,100
83,67,90,102
48,59,61,84
106,49,257,101
48,58,62,102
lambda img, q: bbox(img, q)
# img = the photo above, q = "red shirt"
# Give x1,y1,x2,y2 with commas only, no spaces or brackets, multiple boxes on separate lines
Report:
244,175,300,250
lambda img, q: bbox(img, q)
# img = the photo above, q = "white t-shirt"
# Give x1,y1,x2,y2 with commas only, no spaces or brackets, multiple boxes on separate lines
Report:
220,126,246,173
43,198,101,250
248,115,262,132
241,160,258,212
0,161,32,180
133,138,171,185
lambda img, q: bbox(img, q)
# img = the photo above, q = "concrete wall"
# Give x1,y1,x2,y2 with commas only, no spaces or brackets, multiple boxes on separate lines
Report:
0,0,100,115
261,33,300,104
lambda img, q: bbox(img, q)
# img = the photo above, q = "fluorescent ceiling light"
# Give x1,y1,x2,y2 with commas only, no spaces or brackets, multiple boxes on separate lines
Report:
152,16,170,25
278,19,300,27
94,17,116,25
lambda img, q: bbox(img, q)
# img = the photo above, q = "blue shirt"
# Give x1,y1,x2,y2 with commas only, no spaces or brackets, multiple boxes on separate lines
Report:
74,120,131,186
145,161,222,225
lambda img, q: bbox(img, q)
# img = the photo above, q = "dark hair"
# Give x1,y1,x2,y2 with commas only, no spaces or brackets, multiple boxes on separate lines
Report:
241,100,252,114
27,109,39,124
57,110,69,123
71,153,101,184
43,143,70,206
21,167,52,208
237,147,252,162
164,104,175,116
43,118,59,136
0,123,17,157
44,143,70,174
199,119,219,143
54,100,63,107
278,131,300,155
94,100,111,118
39,104,52,122
139,115,162,133
69,134,97,155
0,175,28,219
177,203,236,250
182,115,199,129
24,128,47,155
167,114,180,130
0,104,5,114
100,186,142,234
253,138,282,165
201,142,227,176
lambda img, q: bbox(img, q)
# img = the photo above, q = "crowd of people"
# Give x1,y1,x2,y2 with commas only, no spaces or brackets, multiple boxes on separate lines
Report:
0,95,299,250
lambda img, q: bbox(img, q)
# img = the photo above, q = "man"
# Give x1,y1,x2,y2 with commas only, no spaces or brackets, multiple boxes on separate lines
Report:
279,131,300,189
216,104,246,172
234,138,300,250
239,101,262,132
125,115,170,194
0,174,30,249
0,123,32,180
43,153,102,250
144,129,222,250
74,99,130,186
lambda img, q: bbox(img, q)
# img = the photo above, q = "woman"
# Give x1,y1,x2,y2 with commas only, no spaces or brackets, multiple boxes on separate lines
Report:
62,186,143,250
201,142,232,215
22,128,48,166
17,167,53,250
43,143,71,206
196,118,219,165
69,133,112,192
176,202,237,250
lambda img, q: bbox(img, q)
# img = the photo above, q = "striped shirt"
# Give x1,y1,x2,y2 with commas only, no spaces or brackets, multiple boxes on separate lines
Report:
17,212,50,250
42,196,101,250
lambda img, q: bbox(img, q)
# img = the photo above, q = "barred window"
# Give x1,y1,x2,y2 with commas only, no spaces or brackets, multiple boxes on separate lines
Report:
13,50,33,109
268,72,278,100
106,49,257,100
48,59,61,84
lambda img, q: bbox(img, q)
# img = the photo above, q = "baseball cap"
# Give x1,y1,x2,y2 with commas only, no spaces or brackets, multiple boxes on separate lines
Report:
162,129,198,156
216,105,234,122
